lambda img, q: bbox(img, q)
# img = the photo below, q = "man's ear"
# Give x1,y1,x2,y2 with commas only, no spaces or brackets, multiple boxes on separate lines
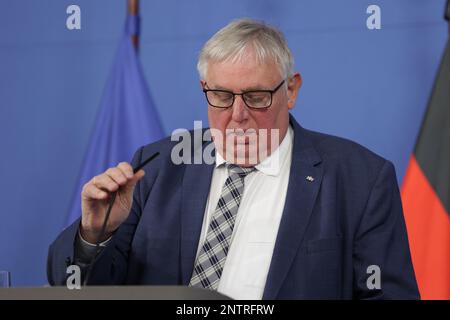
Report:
200,80,206,89
287,73,302,110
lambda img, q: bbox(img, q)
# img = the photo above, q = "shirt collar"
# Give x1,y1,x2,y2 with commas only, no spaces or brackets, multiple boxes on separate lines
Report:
214,125,294,177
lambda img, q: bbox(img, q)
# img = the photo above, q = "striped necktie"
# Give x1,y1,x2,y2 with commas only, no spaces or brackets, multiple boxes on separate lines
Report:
189,164,256,290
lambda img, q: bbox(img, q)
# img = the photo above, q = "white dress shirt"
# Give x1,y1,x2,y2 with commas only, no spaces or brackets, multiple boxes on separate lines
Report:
197,125,294,300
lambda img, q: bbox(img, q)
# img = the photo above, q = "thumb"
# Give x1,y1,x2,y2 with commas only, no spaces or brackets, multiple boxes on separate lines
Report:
128,169,145,188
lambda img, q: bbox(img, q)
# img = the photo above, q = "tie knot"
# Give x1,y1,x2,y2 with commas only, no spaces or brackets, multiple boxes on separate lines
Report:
227,164,256,178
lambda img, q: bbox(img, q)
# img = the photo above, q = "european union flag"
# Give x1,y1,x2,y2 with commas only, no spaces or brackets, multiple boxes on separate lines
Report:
65,14,164,226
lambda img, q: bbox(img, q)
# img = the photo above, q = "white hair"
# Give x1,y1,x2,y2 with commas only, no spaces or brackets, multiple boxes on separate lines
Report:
197,18,294,80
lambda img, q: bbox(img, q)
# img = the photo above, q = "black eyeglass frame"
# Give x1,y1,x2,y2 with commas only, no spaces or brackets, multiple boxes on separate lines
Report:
202,79,286,109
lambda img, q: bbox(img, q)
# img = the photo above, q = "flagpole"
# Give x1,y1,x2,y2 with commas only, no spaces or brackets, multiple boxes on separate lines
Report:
446,0,449,32
128,0,139,49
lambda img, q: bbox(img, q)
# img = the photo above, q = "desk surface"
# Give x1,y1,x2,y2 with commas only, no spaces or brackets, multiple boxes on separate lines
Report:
0,286,231,300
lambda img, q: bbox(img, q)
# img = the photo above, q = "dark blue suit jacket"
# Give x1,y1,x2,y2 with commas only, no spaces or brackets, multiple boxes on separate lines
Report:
47,115,419,299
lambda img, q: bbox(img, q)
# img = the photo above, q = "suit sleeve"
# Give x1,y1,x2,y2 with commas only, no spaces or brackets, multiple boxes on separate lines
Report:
47,146,150,285
353,160,420,299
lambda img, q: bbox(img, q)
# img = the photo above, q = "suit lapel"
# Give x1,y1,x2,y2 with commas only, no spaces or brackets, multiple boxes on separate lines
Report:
180,141,215,285
263,116,323,299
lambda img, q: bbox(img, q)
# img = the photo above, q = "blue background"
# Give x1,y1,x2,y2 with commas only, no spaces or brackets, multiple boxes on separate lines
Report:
0,0,447,286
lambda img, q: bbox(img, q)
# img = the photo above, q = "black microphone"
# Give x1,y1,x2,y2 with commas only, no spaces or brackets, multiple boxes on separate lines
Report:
83,151,160,286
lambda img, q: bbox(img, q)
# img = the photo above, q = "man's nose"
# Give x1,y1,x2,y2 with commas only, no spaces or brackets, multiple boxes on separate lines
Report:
231,95,249,122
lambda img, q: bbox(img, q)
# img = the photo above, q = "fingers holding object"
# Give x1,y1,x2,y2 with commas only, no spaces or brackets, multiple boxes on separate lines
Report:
92,173,120,193
117,162,134,179
82,162,145,201
82,181,109,200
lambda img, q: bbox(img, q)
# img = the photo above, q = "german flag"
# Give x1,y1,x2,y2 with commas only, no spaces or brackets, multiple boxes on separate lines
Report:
401,1,450,300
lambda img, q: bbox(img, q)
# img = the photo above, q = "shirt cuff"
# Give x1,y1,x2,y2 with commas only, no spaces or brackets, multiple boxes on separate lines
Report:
78,229,112,247
75,229,112,263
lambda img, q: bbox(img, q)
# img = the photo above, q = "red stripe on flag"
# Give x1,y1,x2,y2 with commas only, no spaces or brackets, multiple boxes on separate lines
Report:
402,156,450,299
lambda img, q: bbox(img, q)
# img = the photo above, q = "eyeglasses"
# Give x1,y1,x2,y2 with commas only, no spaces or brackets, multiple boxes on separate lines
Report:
203,80,285,109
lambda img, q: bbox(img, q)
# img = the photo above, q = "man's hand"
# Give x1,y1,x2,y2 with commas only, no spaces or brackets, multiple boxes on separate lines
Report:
80,162,145,243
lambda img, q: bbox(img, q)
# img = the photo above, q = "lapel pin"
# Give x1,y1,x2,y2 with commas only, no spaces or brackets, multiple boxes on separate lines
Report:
306,176,314,182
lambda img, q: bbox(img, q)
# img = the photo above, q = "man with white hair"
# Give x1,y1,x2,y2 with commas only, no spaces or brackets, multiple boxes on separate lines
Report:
48,18,419,299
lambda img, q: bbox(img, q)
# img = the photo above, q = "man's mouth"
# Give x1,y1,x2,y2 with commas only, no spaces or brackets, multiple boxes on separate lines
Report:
226,132,257,145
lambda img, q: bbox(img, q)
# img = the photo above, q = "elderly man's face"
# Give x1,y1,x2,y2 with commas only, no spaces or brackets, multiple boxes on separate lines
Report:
202,50,301,166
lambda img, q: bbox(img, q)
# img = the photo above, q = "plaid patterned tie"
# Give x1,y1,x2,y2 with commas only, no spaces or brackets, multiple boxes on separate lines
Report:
189,164,256,290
